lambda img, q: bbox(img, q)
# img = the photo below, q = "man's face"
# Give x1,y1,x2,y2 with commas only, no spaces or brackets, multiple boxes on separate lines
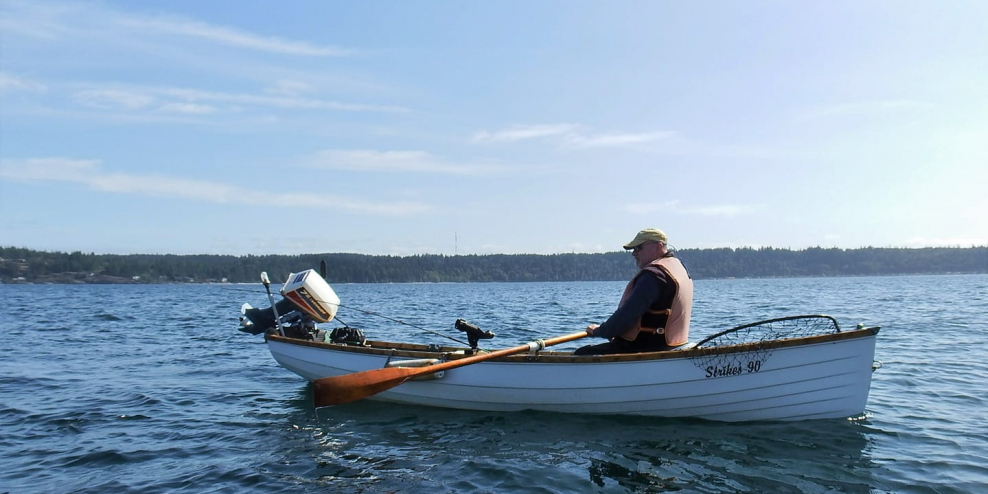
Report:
631,241,663,268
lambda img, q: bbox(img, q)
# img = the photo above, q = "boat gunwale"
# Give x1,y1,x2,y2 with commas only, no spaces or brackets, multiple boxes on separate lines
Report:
266,326,880,364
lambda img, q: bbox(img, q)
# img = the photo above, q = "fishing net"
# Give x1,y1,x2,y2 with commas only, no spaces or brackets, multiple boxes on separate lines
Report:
687,315,841,377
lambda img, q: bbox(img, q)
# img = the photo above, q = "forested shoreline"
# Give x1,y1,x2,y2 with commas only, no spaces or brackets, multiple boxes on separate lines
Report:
2,246,985,284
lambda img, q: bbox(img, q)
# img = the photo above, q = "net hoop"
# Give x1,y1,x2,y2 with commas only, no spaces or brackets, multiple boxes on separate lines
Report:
693,314,841,348
687,315,842,376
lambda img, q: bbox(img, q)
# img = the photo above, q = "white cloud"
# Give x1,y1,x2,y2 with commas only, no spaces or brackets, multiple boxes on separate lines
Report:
156,102,217,114
472,123,676,149
72,89,156,110
265,79,314,97
66,84,408,116
624,200,758,217
2,0,351,57
0,157,431,215
305,149,501,176
157,87,409,113
799,100,937,120
0,1,78,40
472,124,578,143
116,16,352,57
624,200,681,215
686,204,758,217
1,157,101,179
563,130,676,148
0,72,48,93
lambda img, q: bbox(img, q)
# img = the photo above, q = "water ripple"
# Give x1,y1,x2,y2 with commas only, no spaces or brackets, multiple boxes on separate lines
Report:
1,276,986,493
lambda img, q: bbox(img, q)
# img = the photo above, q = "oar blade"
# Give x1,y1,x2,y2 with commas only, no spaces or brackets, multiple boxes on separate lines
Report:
313,366,417,408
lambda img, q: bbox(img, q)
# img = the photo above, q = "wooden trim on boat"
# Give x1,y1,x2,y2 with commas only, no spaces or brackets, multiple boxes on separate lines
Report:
267,326,880,364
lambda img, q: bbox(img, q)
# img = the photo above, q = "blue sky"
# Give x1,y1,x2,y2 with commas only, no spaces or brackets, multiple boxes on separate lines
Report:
2,0,986,256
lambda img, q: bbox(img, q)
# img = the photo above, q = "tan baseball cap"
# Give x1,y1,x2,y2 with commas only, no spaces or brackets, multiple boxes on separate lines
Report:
623,228,668,250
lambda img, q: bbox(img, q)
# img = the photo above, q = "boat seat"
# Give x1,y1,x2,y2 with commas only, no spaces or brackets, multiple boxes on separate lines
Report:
676,342,697,350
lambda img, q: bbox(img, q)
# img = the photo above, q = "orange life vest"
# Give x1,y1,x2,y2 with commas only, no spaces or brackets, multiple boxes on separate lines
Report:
617,256,693,346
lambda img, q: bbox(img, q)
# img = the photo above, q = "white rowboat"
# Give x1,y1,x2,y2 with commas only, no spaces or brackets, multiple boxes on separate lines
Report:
266,326,878,422
240,269,881,422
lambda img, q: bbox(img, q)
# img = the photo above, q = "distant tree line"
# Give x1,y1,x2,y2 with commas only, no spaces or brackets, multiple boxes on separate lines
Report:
1,245,985,284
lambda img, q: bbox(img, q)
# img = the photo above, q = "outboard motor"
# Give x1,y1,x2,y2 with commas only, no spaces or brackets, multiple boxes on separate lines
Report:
239,298,298,335
239,269,340,337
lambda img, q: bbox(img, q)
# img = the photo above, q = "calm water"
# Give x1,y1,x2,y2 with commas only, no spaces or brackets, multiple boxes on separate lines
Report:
2,275,987,493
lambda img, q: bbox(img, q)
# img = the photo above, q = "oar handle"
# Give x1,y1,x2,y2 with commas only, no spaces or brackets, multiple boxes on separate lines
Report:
425,330,588,374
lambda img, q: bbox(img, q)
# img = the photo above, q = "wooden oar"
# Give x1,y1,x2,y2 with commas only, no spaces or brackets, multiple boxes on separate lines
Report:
313,331,589,408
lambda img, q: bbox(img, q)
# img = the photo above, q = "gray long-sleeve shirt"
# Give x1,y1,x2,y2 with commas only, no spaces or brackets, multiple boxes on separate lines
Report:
592,270,669,339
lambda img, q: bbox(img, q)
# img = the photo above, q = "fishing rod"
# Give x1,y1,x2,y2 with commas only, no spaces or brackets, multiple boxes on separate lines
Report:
331,301,473,347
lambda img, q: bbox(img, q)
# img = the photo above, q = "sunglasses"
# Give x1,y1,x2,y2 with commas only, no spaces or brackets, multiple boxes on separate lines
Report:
631,242,653,253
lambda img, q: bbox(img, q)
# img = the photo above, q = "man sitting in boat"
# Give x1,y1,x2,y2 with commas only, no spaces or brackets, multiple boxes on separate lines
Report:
574,228,694,355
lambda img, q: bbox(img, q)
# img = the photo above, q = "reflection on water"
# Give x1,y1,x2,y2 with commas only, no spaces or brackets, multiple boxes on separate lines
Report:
297,386,877,493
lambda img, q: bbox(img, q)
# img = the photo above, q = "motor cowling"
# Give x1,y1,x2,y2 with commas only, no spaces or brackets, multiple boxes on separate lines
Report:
281,269,340,323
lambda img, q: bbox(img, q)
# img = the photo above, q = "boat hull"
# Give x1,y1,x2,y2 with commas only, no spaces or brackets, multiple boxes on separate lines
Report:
266,328,879,422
